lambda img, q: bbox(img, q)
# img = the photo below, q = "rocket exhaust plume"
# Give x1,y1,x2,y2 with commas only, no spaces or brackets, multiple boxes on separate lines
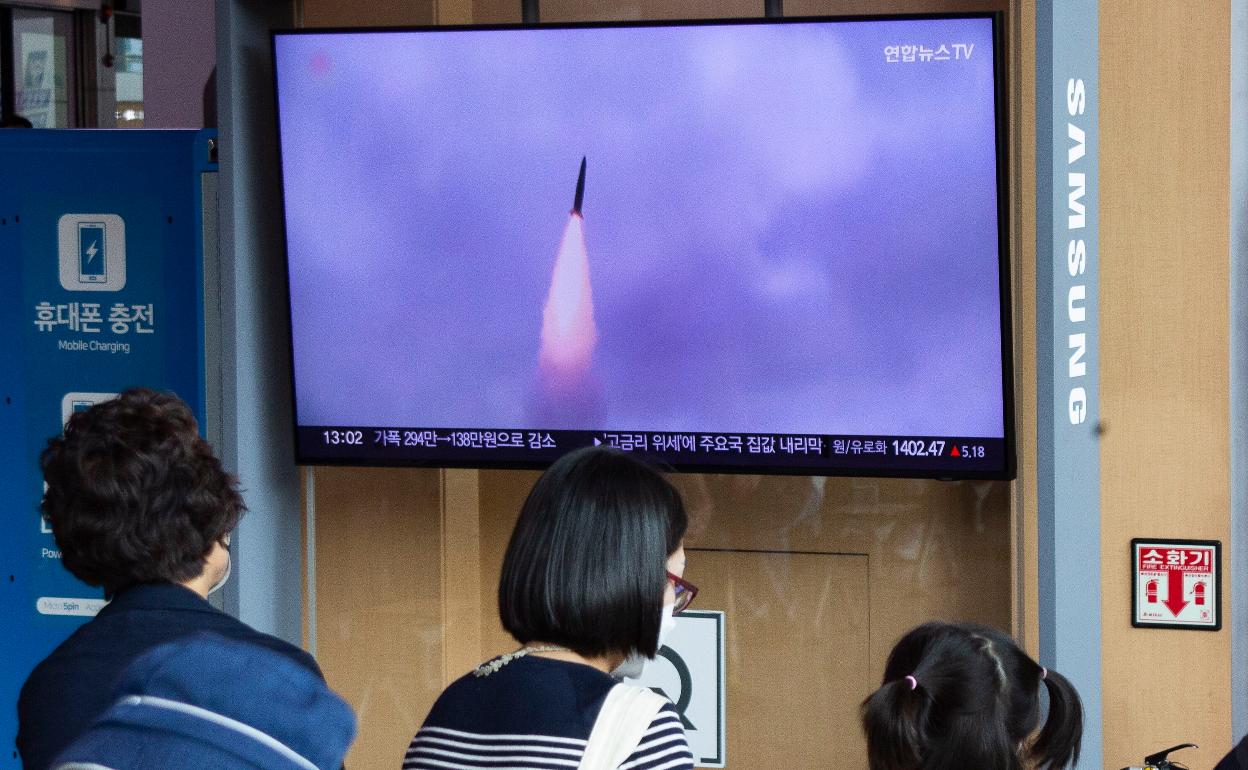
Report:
540,156,596,373
531,157,604,426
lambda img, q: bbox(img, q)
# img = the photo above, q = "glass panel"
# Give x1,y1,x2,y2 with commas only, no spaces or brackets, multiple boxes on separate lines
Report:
12,8,76,128
115,36,143,127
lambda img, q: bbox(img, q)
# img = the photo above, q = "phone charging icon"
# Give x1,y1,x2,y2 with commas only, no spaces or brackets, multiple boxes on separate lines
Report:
78,222,107,283
61,392,119,429
58,214,125,292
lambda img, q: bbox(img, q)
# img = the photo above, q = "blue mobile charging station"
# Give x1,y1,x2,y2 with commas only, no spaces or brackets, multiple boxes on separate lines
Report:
0,128,215,766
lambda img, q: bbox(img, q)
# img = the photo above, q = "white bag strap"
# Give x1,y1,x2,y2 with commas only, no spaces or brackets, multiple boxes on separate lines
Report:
578,683,668,770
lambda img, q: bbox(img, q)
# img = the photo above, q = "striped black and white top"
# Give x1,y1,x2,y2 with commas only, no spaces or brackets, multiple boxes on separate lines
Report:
404,655,694,770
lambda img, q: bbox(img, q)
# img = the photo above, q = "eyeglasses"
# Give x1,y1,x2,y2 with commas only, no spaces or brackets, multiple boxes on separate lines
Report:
667,571,698,614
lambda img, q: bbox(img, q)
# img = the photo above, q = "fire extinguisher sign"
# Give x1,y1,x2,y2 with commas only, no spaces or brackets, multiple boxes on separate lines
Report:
1131,538,1221,631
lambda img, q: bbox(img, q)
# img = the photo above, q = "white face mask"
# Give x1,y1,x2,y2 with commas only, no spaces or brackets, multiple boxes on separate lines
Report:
208,538,231,596
612,602,677,680
657,602,677,650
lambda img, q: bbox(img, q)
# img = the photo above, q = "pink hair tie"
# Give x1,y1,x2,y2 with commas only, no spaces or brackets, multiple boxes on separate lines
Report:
1041,668,1048,680
904,675,918,691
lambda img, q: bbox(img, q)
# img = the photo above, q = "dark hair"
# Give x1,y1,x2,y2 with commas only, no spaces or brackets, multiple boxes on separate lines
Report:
861,622,1083,770
1,113,33,128
498,446,687,659
40,388,245,594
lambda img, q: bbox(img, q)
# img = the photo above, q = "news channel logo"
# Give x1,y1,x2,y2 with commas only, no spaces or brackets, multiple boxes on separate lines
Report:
57,214,127,292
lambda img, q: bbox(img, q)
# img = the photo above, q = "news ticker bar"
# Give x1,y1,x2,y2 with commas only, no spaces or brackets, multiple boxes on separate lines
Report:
300,426,1006,474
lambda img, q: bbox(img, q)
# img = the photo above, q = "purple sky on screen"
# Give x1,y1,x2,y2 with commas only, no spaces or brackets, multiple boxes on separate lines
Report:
275,17,1005,436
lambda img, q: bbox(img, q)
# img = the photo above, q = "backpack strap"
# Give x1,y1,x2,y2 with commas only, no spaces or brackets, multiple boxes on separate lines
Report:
578,683,668,770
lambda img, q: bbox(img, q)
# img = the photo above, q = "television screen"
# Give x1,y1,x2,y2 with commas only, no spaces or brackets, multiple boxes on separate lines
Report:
272,13,1013,478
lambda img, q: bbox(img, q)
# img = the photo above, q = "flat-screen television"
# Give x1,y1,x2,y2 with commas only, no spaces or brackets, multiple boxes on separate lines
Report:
272,13,1014,478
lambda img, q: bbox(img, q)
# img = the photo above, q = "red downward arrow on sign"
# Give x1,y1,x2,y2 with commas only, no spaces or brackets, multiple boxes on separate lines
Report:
1163,568,1189,617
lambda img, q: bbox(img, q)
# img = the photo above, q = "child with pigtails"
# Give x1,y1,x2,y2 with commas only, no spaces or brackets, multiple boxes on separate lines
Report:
861,622,1084,770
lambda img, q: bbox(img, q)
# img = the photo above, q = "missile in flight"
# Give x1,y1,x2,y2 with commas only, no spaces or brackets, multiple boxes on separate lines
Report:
571,156,587,216
530,154,602,427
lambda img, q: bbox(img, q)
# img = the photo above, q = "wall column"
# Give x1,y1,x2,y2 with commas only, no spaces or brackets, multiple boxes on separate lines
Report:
214,0,304,645
1035,2,1102,769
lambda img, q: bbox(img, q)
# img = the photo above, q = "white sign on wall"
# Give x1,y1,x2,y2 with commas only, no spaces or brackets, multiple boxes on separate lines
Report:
1132,538,1220,630
57,214,127,292
625,609,725,768
60,391,119,427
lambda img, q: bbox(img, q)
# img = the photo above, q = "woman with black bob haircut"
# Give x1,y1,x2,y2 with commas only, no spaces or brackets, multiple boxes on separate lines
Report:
862,622,1083,770
405,446,696,770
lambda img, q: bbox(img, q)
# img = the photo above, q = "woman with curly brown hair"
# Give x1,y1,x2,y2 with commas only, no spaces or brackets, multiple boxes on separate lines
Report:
17,388,330,770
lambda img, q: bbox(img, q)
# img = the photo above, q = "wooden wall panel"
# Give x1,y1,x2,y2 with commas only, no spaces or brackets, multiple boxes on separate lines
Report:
441,469,484,681
540,0,760,21
787,0,1004,13
310,470,1011,767
1099,4,1232,768
477,470,538,659
1014,0,1038,659
476,473,1012,669
473,470,1011,767
691,551,870,767
542,0,1007,16
472,0,523,23
311,467,445,769
298,0,435,27
672,474,1012,676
